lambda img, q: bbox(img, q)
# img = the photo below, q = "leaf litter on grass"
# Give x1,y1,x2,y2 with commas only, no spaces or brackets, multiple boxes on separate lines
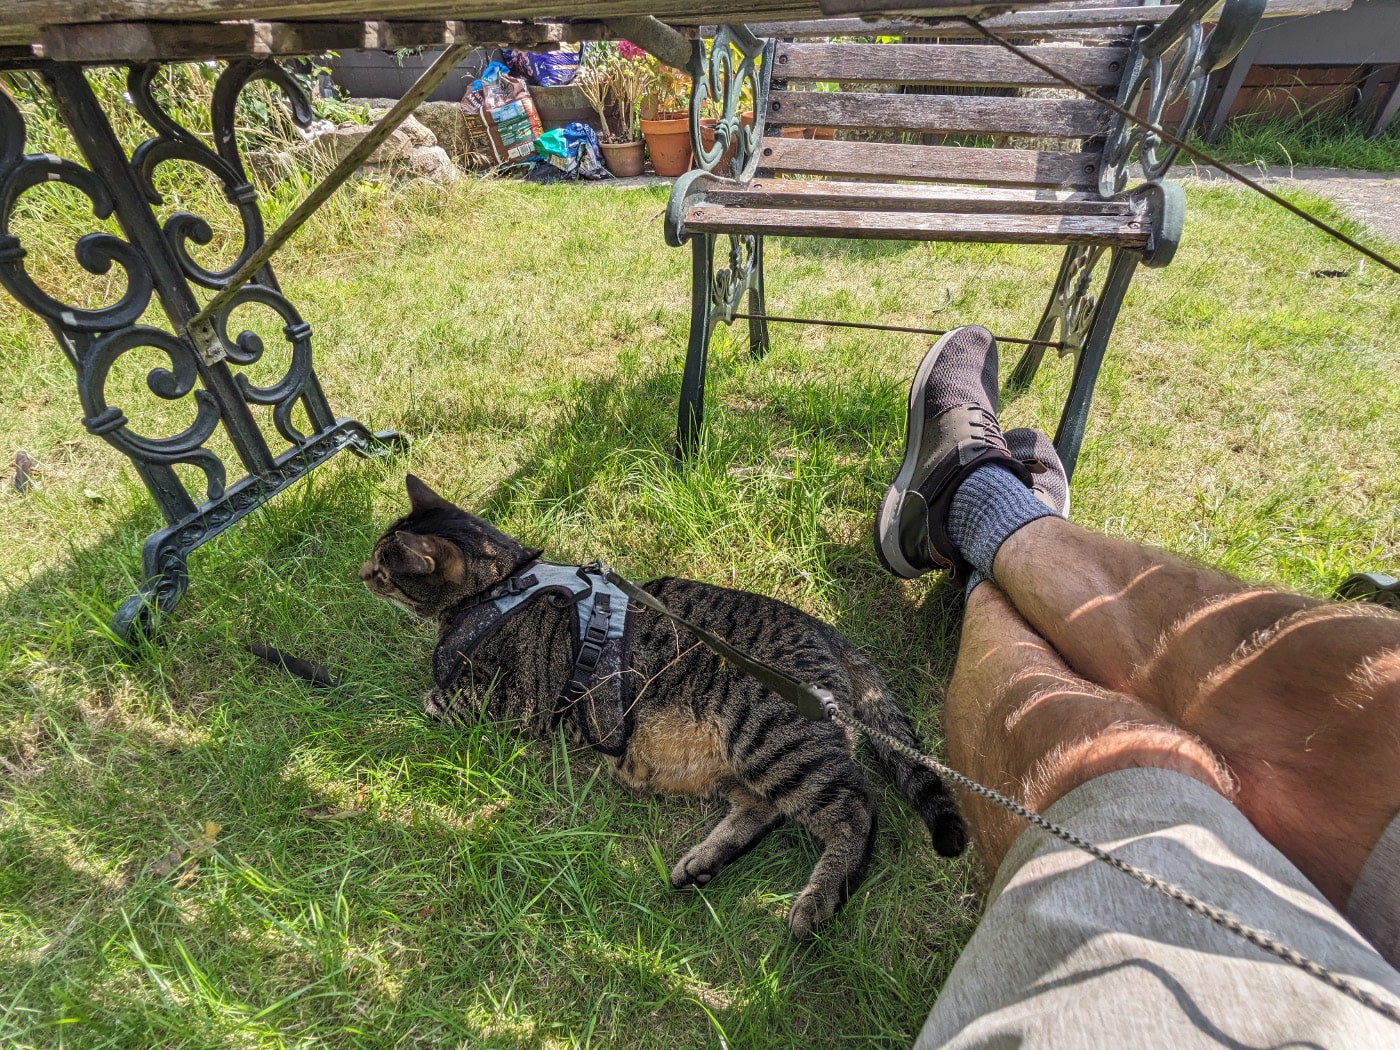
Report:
144,821,221,886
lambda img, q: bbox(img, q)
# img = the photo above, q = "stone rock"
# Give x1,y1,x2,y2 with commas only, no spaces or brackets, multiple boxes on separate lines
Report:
247,149,295,184
397,114,437,148
405,145,461,183
314,123,412,165
343,96,397,114
414,101,475,164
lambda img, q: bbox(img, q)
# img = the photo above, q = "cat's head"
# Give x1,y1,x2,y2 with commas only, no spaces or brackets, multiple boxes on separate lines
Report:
360,475,540,620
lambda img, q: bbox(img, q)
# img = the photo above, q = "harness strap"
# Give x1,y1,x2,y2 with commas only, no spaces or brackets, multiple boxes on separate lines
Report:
562,591,612,702
438,561,634,755
558,589,632,757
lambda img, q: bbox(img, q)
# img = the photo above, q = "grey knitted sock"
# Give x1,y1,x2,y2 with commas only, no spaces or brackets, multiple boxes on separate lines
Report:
965,569,988,601
947,463,1054,581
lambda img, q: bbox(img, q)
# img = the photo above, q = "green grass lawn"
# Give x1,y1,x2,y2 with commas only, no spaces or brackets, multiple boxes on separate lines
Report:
1197,110,1400,173
1,172,1397,1048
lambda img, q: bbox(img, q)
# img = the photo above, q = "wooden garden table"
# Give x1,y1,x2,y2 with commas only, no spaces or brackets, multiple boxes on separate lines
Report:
0,1,1066,637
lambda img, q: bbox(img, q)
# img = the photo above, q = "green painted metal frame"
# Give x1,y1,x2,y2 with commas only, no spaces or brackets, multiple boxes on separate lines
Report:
671,26,773,458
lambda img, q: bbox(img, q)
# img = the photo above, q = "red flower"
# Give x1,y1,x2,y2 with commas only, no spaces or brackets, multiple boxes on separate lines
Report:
618,41,647,61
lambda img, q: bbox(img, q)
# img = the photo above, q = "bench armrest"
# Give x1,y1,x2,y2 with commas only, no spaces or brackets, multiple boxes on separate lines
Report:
665,169,727,246
686,26,773,181
1101,0,1267,194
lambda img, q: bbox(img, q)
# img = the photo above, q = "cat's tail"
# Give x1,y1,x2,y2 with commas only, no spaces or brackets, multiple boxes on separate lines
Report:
842,652,967,858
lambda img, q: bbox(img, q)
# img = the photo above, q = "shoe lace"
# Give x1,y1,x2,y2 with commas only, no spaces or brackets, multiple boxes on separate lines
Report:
967,405,1010,455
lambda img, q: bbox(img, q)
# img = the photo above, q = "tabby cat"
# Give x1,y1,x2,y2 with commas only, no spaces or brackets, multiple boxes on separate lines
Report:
362,475,966,938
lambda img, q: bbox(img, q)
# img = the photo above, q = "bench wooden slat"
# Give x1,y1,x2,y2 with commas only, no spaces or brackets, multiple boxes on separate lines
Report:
683,204,1149,246
728,0,1354,38
768,90,1110,138
775,42,1130,88
757,137,1102,188
707,179,1134,215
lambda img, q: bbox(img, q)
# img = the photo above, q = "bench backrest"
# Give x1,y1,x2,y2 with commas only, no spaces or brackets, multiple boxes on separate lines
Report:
757,21,1138,191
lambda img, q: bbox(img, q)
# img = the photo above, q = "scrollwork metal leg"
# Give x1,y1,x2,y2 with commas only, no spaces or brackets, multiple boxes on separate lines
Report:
672,26,770,459
1005,244,1139,480
747,235,769,360
1051,249,1139,480
1008,245,1085,392
675,231,767,459
0,63,405,642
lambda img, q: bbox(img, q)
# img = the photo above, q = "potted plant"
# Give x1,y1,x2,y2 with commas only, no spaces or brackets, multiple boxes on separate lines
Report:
634,43,693,177
578,43,646,177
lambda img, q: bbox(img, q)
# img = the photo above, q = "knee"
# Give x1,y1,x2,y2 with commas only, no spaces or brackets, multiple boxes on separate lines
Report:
951,687,1236,874
1021,722,1236,817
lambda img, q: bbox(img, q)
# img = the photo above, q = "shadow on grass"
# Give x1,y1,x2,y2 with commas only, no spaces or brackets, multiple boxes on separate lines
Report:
778,237,922,261
1,359,973,1046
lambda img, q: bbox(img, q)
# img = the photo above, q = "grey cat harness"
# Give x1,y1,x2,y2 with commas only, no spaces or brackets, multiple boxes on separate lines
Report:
434,561,634,756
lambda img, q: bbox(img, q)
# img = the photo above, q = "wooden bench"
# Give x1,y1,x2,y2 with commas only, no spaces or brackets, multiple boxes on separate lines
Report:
666,0,1276,473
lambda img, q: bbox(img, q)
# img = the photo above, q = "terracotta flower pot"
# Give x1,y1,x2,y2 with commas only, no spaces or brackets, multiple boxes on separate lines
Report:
639,116,693,177
699,113,755,175
779,126,836,140
600,139,644,177
640,101,688,122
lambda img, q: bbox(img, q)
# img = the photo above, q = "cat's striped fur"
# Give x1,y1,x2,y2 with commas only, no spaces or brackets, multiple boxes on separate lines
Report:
363,475,966,938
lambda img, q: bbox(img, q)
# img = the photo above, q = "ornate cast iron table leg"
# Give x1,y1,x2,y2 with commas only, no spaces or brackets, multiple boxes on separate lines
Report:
0,62,404,641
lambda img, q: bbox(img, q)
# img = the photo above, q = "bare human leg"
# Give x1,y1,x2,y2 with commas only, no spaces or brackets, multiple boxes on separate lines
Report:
944,582,1232,874
990,515,1400,907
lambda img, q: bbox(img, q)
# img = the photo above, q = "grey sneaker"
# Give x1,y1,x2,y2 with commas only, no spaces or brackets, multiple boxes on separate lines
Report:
1005,428,1069,518
875,327,1032,581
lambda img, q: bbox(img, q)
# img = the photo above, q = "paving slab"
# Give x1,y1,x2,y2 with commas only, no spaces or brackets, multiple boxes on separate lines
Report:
1177,164,1400,249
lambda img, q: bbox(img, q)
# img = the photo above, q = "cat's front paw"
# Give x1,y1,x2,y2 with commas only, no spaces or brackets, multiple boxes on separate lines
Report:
787,887,835,940
422,686,450,722
670,847,724,889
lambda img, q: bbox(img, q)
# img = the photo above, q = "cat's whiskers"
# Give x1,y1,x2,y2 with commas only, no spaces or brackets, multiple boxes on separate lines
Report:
387,597,421,619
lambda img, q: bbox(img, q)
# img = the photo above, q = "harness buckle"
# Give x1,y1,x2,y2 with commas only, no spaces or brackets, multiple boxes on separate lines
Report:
584,593,612,645
502,573,539,596
575,639,603,673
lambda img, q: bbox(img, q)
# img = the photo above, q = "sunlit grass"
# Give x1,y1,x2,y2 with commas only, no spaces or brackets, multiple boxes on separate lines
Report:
1196,108,1400,173
0,142,1396,1048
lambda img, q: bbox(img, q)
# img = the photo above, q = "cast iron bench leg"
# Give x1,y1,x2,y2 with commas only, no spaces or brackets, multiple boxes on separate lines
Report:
677,234,717,458
748,236,770,360
676,231,766,459
1052,249,1140,480
1008,245,1082,392
1007,245,1140,480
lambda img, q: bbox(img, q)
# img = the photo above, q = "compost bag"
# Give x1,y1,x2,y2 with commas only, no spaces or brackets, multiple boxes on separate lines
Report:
460,61,543,166
522,43,581,86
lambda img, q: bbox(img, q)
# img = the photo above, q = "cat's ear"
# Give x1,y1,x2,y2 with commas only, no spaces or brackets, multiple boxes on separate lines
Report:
393,531,439,576
393,531,465,583
405,474,454,515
